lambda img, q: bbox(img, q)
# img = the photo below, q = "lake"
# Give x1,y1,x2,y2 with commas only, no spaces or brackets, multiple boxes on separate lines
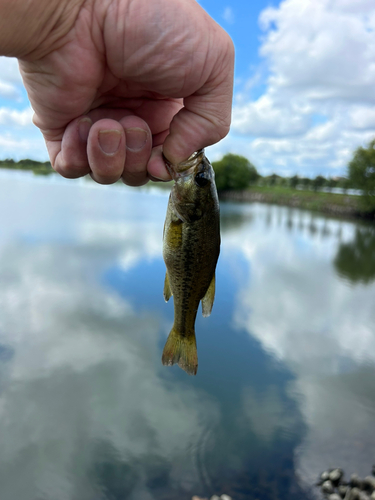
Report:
0,170,374,500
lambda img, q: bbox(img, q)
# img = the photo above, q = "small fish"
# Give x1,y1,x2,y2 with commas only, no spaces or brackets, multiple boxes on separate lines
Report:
162,150,220,375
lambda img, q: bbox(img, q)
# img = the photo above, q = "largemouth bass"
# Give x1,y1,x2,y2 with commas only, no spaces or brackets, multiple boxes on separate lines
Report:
162,150,220,375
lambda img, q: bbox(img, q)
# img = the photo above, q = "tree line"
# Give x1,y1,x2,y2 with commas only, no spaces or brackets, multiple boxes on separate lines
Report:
0,158,54,175
212,154,353,192
1,138,374,210
212,139,375,212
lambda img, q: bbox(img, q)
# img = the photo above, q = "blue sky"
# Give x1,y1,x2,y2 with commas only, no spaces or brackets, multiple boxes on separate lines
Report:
201,0,275,91
1,0,375,177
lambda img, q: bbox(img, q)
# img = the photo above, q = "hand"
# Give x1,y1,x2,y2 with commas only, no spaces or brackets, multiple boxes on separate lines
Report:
15,0,234,186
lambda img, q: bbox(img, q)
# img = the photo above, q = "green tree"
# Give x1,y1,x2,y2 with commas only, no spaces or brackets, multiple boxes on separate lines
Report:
289,175,299,189
300,177,311,190
268,173,279,186
312,175,326,191
337,177,351,193
348,138,375,211
212,154,258,191
326,177,338,190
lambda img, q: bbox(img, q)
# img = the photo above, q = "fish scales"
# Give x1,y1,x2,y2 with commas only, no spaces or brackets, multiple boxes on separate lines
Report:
162,150,220,375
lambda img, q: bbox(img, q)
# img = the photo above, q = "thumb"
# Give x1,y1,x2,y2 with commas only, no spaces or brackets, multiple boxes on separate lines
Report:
162,40,234,167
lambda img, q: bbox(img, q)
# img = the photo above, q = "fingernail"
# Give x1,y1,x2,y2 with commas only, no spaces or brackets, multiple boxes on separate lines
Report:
126,128,148,152
99,130,122,155
78,117,92,142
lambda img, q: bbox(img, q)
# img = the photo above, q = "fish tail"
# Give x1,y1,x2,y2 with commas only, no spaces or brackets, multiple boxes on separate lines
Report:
162,327,198,376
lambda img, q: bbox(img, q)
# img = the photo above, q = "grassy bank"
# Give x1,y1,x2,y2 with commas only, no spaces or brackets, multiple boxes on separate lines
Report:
0,159,54,176
219,185,373,219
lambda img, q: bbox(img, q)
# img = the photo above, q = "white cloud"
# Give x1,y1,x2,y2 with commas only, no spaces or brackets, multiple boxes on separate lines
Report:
0,57,47,160
0,57,24,101
350,105,375,130
222,6,235,24
228,0,375,176
0,81,20,100
0,56,23,85
0,107,33,127
232,94,311,137
0,132,46,160
259,0,375,97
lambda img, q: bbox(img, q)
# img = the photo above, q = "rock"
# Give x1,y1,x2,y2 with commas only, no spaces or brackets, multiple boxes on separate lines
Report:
345,487,361,500
330,469,344,485
351,475,363,489
344,488,352,500
322,480,335,494
317,471,331,486
364,477,375,492
360,493,370,500
329,494,342,500
339,485,349,498
320,471,331,482
371,492,375,500
220,496,232,500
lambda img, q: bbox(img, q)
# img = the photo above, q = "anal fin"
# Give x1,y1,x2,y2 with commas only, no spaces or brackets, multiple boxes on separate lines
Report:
163,272,172,302
201,274,215,317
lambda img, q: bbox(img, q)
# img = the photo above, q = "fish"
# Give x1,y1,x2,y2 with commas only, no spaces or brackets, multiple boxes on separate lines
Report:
161,149,220,375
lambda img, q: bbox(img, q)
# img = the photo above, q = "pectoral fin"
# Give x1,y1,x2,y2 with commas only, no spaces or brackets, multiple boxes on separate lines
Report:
163,272,172,302
201,274,216,317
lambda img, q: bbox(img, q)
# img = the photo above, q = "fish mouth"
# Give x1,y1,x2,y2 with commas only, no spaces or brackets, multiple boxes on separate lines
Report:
163,150,205,180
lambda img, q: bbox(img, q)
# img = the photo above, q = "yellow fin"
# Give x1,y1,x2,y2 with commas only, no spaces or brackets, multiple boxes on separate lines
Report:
163,272,172,302
162,327,198,376
201,274,216,317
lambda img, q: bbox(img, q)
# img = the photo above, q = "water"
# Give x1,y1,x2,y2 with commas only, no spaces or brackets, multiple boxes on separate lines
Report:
0,171,374,500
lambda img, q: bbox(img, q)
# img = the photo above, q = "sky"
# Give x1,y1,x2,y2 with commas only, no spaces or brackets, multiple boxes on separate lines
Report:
0,0,375,177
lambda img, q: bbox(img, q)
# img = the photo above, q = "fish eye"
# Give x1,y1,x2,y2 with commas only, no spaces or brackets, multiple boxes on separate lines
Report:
195,172,209,187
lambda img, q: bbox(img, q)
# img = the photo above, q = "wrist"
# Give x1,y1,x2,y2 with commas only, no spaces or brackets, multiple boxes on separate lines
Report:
0,0,87,58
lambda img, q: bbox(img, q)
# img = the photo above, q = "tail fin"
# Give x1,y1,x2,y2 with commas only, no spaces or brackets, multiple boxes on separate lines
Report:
162,327,198,375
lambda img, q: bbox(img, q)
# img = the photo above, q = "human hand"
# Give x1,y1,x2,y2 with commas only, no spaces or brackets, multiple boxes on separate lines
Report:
11,0,234,186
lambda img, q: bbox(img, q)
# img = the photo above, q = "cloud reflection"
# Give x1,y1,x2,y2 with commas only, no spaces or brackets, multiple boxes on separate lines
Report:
0,191,221,500
241,385,300,444
223,203,375,484
0,176,314,500
2,174,372,498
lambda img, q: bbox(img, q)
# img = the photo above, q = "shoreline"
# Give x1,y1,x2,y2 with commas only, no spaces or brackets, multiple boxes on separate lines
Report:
1,164,374,222
219,188,374,221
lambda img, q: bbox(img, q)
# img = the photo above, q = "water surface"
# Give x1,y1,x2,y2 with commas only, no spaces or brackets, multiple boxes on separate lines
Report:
0,171,374,500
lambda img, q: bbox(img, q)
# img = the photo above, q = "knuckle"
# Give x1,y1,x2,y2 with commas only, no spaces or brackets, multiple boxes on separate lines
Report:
91,174,120,185
55,160,89,179
122,171,148,187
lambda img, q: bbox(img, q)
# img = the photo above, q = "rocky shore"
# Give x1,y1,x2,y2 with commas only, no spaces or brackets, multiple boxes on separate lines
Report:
192,466,375,500
317,466,375,500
